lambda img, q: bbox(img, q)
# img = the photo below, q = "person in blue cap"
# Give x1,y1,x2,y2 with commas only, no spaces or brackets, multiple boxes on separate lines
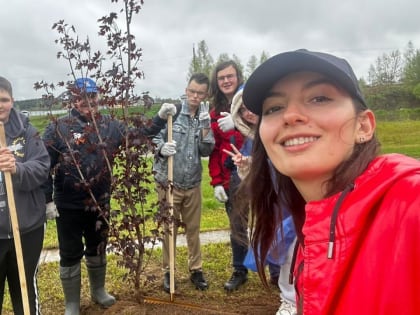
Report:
42,77,177,315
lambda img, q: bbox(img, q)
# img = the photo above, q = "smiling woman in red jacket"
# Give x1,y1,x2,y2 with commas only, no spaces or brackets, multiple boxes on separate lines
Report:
241,49,420,315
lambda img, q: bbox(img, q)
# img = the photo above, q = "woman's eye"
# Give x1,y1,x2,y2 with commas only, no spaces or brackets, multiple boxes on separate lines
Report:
262,105,283,116
311,95,331,103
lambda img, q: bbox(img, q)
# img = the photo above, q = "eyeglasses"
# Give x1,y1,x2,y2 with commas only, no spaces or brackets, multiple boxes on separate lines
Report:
217,74,236,82
187,88,207,98
0,97,11,103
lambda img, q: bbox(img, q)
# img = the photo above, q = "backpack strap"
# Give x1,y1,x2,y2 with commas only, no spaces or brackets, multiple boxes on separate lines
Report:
172,102,182,122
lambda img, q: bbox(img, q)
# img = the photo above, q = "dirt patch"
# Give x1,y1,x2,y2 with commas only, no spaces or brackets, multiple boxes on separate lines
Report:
80,289,280,315
77,264,280,315
14,242,282,315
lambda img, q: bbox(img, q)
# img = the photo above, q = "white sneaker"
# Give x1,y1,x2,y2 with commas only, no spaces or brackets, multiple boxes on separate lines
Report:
275,299,297,315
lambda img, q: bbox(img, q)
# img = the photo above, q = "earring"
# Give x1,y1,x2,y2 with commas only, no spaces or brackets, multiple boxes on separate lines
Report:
359,137,365,143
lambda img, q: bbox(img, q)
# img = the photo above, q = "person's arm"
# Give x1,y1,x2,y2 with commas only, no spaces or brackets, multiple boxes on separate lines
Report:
140,103,178,138
208,111,224,187
197,102,215,156
41,121,60,202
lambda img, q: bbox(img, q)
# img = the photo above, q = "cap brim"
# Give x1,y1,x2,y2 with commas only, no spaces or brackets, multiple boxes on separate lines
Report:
243,50,364,115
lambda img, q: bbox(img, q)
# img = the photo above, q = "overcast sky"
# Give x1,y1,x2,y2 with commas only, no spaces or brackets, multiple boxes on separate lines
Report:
2,0,420,101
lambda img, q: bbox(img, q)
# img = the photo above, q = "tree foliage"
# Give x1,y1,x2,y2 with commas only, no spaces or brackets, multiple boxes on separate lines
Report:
367,50,403,85
363,41,420,109
188,40,214,80
403,51,420,87
246,55,258,78
34,0,165,289
188,41,269,82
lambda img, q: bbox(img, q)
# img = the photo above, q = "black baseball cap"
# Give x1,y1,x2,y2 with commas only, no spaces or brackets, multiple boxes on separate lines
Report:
242,49,367,115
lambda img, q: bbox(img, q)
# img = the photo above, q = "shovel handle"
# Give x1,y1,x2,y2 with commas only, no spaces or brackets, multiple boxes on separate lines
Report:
0,122,30,314
166,115,176,301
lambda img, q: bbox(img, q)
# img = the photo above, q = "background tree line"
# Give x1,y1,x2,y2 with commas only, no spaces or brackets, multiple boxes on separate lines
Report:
187,40,270,80
15,40,420,112
362,41,420,110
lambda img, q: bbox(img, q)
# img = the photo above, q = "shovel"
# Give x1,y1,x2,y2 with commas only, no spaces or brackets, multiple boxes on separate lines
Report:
166,115,176,301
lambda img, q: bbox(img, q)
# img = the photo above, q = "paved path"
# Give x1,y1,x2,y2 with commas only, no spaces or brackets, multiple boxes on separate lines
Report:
39,229,231,264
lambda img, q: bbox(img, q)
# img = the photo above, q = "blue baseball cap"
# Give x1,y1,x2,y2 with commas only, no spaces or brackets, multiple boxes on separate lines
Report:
74,77,98,93
243,49,367,115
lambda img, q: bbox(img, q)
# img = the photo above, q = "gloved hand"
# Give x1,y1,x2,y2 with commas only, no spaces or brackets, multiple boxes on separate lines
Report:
199,101,210,128
160,141,177,157
46,201,59,220
158,103,177,119
214,185,228,203
217,112,235,132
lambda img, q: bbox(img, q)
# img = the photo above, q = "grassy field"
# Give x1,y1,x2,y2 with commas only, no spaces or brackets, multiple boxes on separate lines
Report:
376,120,420,157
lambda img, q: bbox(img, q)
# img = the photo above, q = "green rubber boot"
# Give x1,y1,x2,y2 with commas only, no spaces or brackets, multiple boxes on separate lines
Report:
85,255,116,307
60,264,81,315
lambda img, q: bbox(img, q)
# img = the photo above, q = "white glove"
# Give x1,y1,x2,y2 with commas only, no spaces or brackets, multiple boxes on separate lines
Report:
46,202,59,220
214,185,228,203
199,101,210,128
158,103,177,119
160,141,177,157
217,112,235,132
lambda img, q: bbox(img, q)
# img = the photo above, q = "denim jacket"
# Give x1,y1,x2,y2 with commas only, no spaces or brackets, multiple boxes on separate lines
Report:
153,102,215,190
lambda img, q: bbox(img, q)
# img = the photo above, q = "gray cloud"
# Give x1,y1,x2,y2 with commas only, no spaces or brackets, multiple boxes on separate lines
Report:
2,0,420,100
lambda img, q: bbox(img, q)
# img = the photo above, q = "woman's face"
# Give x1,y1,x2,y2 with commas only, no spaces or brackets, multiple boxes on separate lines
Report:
239,105,259,125
259,71,361,185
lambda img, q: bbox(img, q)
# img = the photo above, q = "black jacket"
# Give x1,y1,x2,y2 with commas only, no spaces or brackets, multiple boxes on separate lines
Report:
43,108,166,209
0,109,50,238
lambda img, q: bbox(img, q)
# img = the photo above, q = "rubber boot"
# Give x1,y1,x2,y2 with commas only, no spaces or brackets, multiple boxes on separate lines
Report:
85,255,116,307
60,264,81,315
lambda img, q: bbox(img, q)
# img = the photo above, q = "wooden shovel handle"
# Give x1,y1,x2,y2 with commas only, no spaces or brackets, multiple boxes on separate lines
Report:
166,115,176,301
0,122,30,314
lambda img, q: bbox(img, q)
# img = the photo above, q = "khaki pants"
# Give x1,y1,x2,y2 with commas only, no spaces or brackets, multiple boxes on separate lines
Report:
157,184,203,272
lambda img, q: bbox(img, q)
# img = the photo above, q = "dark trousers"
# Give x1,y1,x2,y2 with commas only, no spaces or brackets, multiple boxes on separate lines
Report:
0,225,44,315
56,208,109,267
226,172,249,272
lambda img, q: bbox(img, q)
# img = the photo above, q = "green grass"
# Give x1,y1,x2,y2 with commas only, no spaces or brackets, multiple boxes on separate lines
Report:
376,120,420,157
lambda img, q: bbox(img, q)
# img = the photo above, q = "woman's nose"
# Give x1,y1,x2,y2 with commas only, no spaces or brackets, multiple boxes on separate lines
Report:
283,102,307,125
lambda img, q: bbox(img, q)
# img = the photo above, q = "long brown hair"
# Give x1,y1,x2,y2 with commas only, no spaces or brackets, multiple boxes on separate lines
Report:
209,60,244,114
242,99,381,287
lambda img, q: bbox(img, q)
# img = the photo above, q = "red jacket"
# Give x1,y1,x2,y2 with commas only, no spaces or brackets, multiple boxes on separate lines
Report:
208,109,243,189
294,154,420,315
